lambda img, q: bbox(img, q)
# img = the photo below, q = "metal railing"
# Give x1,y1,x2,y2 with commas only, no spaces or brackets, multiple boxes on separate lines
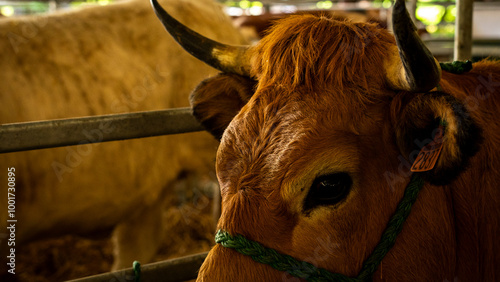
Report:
1,107,209,281
0,107,204,154
67,252,208,282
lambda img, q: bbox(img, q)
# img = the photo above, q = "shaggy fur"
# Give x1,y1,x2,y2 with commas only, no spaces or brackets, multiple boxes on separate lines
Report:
252,14,394,93
0,0,244,272
191,73,256,140
191,13,500,282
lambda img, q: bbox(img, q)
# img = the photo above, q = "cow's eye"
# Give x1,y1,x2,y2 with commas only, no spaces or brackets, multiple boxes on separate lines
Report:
303,173,352,212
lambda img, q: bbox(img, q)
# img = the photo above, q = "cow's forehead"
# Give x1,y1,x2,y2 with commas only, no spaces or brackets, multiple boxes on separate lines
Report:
216,87,385,196
216,14,397,195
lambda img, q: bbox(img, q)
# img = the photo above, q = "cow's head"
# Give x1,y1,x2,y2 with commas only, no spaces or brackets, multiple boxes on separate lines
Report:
152,0,479,280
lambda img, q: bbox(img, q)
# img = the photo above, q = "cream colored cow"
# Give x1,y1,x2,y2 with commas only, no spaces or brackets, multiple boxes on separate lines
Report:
0,0,243,271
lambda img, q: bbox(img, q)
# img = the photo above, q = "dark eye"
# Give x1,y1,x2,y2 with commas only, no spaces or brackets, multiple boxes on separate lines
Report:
303,173,352,213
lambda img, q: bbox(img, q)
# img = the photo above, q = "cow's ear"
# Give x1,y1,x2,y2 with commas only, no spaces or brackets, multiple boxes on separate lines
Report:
391,92,482,185
190,73,256,140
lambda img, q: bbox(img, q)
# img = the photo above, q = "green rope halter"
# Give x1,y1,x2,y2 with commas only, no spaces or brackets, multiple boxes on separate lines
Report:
216,173,425,281
439,60,473,74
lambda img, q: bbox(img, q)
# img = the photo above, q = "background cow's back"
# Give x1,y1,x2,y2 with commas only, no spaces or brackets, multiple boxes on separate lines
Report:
0,0,244,273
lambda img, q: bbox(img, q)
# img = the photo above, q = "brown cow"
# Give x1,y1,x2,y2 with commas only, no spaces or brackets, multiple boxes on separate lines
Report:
0,0,244,273
152,0,500,280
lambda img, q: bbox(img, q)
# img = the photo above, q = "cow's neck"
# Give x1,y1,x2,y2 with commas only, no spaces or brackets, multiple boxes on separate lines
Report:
448,148,500,280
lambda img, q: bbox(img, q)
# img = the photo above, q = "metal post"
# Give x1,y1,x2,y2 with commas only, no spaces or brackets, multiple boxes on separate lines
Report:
0,107,205,154
67,252,208,282
454,0,474,61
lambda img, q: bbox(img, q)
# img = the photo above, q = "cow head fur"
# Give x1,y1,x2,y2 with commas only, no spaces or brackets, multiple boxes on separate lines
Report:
152,0,498,280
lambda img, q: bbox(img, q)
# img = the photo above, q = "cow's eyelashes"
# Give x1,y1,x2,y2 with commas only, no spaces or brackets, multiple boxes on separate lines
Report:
303,173,352,213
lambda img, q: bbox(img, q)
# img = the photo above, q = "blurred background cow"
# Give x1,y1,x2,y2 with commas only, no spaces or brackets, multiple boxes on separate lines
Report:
0,0,245,279
233,9,386,43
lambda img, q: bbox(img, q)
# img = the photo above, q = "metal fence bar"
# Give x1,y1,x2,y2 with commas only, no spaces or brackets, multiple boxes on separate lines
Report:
67,252,208,282
0,107,205,154
454,0,474,60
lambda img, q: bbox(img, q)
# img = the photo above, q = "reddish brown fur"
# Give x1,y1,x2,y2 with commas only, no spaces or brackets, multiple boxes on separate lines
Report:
252,15,392,91
437,63,500,279
194,13,500,281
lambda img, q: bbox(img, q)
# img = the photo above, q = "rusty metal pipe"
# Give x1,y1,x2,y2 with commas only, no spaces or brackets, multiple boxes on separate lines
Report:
0,107,204,154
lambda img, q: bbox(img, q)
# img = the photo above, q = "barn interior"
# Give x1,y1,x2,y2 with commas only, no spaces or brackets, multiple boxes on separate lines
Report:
2,0,500,60
1,0,499,281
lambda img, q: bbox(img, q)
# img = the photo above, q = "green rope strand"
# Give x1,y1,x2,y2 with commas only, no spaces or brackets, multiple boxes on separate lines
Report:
356,174,424,281
439,60,472,74
216,174,425,281
133,261,141,282
216,230,357,282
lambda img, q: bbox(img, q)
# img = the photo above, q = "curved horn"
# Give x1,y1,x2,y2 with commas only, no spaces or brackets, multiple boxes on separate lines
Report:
150,0,251,76
388,0,441,92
